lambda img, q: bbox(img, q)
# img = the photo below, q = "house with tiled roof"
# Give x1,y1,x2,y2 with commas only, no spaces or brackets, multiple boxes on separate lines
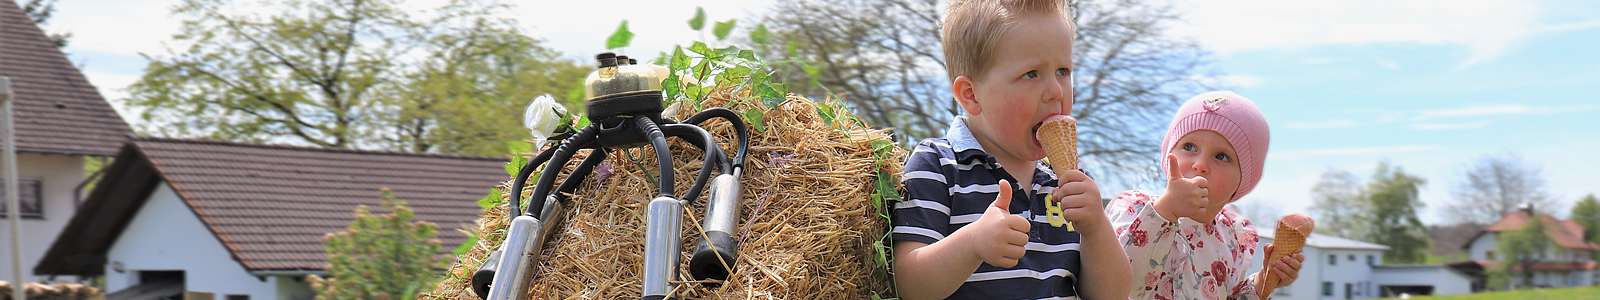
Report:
1246,225,1473,299
34,138,506,299
0,0,134,283
1455,206,1600,290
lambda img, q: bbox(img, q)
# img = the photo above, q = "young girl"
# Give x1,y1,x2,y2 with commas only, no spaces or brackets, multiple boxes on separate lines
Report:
1105,91,1304,299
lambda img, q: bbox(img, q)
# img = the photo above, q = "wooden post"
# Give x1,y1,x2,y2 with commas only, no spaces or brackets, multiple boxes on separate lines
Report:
1,77,24,300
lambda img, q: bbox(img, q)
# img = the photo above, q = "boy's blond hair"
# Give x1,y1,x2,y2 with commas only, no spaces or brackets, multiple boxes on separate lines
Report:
941,0,1072,82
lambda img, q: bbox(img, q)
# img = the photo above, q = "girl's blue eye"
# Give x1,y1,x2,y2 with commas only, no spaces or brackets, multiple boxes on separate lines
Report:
1215,152,1231,162
1023,70,1038,79
1182,143,1197,152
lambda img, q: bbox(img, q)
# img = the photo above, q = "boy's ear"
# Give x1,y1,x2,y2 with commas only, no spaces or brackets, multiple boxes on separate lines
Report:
953,75,981,115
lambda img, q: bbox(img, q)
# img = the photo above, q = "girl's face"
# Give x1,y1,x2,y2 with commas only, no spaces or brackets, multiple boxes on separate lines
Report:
1171,130,1242,215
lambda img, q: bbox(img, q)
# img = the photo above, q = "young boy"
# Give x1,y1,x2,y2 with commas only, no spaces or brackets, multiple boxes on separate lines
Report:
892,1,1131,299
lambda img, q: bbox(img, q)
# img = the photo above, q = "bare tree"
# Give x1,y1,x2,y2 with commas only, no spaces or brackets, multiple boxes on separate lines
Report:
19,0,71,47
1445,153,1557,225
754,0,1213,186
1309,169,1369,238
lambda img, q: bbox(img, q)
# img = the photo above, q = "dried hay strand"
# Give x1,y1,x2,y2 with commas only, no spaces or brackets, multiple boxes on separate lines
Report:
425,87,903,299
0,281,103,300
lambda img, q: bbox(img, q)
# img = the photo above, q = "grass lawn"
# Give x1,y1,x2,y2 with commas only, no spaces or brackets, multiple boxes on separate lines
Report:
1380,286,1600,299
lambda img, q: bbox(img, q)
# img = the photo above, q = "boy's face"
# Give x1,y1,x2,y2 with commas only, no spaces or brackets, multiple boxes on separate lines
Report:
1170,130,1242,210
959,13,1075,163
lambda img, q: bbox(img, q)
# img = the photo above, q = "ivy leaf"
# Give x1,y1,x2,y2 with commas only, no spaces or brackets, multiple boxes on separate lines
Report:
689,41,713,56
453,231,479,255
744,107,767,132
670,46,691,70
505,142,532,177
713,19,737,40
606,21,633,49
688,7,706,30
750,23,769,45
476,187,502,210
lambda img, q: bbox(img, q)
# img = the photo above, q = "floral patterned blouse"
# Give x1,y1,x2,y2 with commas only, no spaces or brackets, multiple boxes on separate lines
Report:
1106,190,1263,300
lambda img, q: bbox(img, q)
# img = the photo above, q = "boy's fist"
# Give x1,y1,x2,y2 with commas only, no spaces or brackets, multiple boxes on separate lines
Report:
968,179,1031,268
1159,154,1212,222
1053,169,1108,231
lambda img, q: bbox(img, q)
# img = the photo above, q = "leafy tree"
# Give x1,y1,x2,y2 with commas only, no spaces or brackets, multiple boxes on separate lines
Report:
1307,163,1430,263
1570,193,1600,259
308,189,443,300
127,0,585,156
18,0,70,47
1494,211,1551,290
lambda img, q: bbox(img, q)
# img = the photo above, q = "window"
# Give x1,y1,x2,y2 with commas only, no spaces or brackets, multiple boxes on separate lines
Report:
1487,250,1496,260
1322,281,1334,296
226,295,249,300
1367,255,1375,266
1348,254,1356,261
0,178,44,219
1329,254,1337,266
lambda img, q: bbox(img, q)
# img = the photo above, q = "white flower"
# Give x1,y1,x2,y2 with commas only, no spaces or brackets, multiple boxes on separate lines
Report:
523,94,569,149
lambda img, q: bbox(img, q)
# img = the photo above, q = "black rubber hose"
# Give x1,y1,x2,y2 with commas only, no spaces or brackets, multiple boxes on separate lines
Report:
662,123,721,205
553,148,609,202
522,126,601,217
636,117,675,198
508,130,577,217
684,108,748,169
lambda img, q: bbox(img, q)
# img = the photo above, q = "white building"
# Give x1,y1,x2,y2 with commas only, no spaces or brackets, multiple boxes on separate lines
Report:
0,0,134,284
36,139,506,299
1250,227,1473,299
1458,208,1599,290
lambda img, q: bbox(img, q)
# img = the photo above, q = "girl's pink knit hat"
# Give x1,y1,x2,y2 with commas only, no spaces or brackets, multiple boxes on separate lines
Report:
1161,91,1271,201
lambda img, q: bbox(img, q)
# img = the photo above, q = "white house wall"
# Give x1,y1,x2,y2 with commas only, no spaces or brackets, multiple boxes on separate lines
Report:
104,181,283,299
1467,233,1497,261
1371,266,1472,296
1253,236,1388,300
0,154,84,283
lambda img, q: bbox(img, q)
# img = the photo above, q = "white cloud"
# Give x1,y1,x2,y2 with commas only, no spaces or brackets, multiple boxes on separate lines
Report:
1413,121,1491,131
1270,145,1438,161
1285,119,1358,130
47,0,180,58
1419,104,1536,119
1193,74,1263,89
1170,0,1541,68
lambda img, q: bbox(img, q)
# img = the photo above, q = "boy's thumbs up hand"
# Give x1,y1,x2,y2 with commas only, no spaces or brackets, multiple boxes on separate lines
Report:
964,179,1031,268
1158,154,1212,222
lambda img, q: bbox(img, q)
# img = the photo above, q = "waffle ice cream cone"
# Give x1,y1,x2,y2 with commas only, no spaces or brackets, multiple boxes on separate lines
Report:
1258,214,1315,299
1036,115,1078,230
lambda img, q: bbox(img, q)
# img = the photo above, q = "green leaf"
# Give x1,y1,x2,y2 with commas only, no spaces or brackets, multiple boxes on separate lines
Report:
689,41,713,56
452,232,478,256
713,19,737,40
744,108,767,132
751,24,769,45
505,142,531,177
662,71,682,100
670,47,691,70
738,49,757,61
786,40,800,57
476,187,502,210
606,21,634,49
755,81,784,107
688,7,706,30
817,102,837,126
575,115,591,129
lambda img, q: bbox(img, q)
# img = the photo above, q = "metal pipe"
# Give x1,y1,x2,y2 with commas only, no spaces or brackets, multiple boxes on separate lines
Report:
484,215,542,300
641,196,683,299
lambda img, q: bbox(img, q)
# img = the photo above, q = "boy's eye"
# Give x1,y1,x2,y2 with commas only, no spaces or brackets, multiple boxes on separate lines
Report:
1022,70,1038,79
1056,68,1070,77
1182,143,1197,152
1214,152,1231,162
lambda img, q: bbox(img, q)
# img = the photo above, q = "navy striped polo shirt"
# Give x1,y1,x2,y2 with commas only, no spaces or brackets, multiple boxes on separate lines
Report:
893,117,1083,299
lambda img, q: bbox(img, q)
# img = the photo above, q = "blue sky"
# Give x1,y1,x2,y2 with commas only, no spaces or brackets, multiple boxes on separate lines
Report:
39,0,1600,224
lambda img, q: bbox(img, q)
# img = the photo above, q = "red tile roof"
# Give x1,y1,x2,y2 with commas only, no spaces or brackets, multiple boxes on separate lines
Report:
37,138,507,275
0,1,132,156
1484,210,1600,251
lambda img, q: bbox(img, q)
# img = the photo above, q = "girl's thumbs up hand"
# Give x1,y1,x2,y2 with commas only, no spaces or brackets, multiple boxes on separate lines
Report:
1158,154,1211,222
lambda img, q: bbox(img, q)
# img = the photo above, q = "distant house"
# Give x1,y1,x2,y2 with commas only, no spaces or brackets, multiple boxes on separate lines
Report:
1455,207,1599,290
34,138,505,299
0,0,134,283
1250,227,1473,299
